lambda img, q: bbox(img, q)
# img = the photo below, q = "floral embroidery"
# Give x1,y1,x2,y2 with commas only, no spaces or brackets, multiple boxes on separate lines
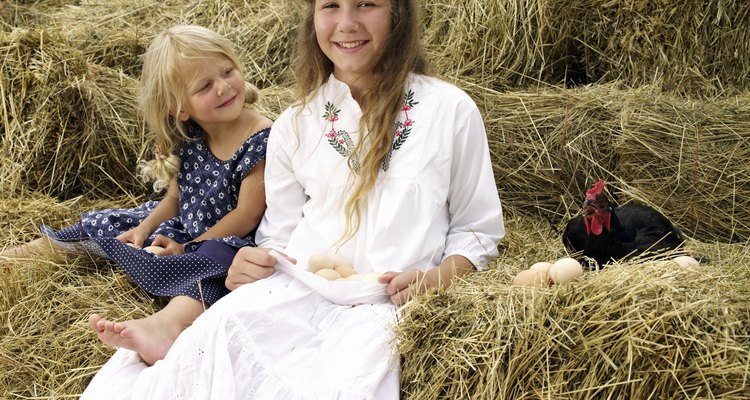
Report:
323,102,360,172
323,89,418,172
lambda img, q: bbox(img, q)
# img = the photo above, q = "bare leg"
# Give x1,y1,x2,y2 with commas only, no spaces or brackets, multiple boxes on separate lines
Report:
88,296,205,365
0,236,60,259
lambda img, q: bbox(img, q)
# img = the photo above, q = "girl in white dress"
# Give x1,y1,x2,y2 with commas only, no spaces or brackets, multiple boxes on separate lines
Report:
82,1,504,398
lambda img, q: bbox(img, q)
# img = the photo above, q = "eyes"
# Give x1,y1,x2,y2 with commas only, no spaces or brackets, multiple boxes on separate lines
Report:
320,1,378,9
193,66,235,93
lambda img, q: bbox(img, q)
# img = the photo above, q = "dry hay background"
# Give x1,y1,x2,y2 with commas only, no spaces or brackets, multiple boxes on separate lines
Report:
1,0,749,398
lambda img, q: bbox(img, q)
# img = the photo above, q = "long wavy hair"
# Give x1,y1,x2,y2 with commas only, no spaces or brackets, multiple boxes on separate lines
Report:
138,25,259,191
295,0,431,242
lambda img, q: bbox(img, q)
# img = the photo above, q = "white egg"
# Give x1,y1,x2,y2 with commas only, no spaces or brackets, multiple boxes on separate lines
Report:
334,264,355,278
314,268,341,281
144,245,166,256
672,256,700,270
308,253,334,273
512,269,550,287
528,261,553,273
549,258,583,285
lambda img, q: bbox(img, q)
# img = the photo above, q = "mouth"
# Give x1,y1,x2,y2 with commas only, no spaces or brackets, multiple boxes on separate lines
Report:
218,95,237,108
335,40,367,50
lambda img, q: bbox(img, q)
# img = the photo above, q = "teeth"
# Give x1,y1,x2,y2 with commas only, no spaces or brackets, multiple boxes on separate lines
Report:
338,41,364,49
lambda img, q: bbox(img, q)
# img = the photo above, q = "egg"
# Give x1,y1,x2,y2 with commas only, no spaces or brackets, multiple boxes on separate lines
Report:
333,264,355,278
548,257,583,285
308,253,334,273
329,254,351,267
144,245,166,256
314,268,341,281
345,273,362,281
528,261,553,273
672,255,700,270
512,269,550,287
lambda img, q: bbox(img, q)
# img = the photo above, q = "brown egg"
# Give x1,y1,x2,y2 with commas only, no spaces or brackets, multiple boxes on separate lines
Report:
528,261,553,273
548,258,583,285
308,253,334,273
512,269,550,287
333,264,355,278
314,268,341,281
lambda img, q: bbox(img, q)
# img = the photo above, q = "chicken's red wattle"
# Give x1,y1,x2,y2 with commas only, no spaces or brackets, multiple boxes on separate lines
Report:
585,212,610,235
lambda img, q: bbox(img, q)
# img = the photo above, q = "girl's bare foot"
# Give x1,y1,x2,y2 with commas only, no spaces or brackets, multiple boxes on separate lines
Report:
1,237,59,260
88,313,180,365
88,296,205,365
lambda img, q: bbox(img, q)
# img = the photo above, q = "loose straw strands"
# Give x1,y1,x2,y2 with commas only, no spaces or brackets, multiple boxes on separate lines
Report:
397,224,750,399
469,82,750,242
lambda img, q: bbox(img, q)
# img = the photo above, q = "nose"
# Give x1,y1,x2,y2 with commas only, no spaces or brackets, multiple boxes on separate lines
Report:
216,78,230,96
337,7,360,32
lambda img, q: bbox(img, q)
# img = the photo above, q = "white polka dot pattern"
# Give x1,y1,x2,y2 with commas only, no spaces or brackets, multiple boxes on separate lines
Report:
39,126,271,305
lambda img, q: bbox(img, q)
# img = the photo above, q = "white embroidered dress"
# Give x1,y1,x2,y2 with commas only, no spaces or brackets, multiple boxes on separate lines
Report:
81,74,504,399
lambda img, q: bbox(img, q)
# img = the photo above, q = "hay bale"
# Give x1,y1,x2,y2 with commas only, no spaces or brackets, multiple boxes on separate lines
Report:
615,92,750,242
0,194,153,397
567,0,750,97
0,28,149,199
0,0,66,28
182,0,304,88
32,0,304,86
475,83,621,221
0,254,158,397
44,0,184,76
0,193,144,253
397,217,750,399
472,81,750,242
420,0,582,90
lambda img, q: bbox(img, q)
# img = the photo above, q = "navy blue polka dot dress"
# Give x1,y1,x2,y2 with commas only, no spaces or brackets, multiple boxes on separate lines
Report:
40,125,270,306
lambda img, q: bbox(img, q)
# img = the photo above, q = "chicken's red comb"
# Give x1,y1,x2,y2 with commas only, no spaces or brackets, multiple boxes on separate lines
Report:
585,179,605,200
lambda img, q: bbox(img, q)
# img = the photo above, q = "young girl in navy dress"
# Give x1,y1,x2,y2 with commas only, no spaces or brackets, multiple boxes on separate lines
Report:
2,25,272,365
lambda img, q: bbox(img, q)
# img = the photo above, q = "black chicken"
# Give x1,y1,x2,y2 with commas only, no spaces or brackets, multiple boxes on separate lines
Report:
563,179,685,268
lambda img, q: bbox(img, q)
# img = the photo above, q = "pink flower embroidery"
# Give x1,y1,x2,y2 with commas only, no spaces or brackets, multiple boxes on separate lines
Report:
403,119,414,127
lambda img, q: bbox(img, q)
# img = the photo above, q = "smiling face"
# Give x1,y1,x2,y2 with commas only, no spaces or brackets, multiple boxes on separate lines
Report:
313,0,392,89
177,56,246,129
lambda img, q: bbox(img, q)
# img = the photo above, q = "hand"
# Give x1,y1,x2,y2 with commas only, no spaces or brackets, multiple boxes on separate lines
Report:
149,235,184,256
379,269,434,306
225,247,295,291
116,227,150,248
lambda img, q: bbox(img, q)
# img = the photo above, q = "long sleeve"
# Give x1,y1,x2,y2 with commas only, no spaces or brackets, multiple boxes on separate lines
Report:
443,96,505,270
254,110,306,251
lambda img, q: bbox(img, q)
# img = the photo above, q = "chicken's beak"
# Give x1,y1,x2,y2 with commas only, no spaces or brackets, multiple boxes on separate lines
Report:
583,199,596,217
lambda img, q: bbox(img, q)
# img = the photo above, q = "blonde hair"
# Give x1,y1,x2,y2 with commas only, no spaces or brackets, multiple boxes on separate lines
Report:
296,0,431,242
138,24,259,191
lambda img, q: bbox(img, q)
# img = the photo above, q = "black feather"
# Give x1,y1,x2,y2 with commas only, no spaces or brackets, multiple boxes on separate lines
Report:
563,195,685,268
